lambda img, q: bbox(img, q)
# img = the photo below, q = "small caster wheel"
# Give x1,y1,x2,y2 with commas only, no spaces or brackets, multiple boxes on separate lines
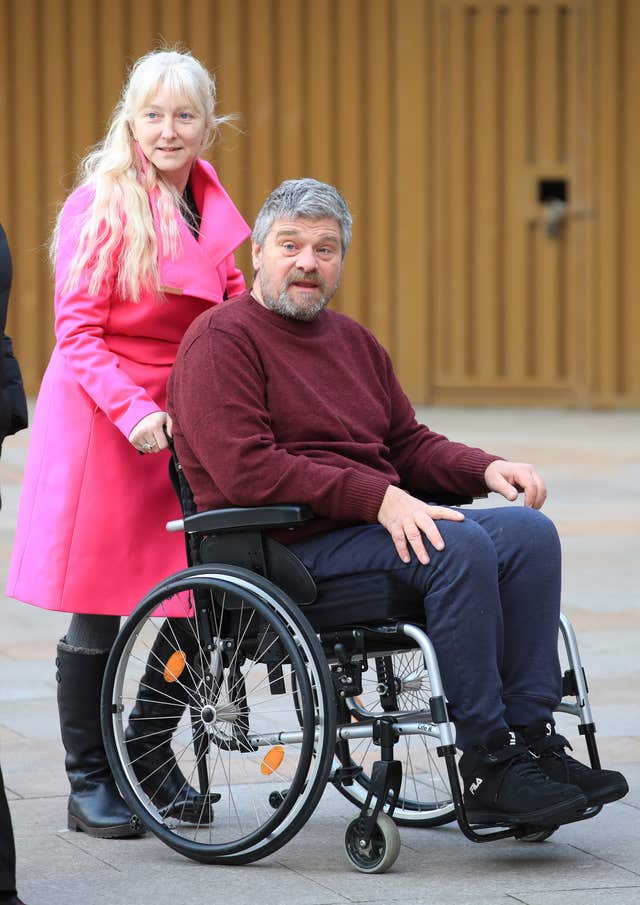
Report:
344,811,400,873
518,825,558,843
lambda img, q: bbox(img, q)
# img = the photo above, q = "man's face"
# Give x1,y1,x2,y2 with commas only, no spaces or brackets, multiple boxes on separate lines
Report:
251,217,344,321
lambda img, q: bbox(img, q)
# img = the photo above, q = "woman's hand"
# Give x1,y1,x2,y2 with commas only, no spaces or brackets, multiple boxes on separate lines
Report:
128,411,173,454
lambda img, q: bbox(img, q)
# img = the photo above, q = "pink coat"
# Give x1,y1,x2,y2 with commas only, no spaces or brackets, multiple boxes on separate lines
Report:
7,158,250,615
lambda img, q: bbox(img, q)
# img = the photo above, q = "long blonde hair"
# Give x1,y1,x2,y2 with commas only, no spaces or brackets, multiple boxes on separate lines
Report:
52,49,231,301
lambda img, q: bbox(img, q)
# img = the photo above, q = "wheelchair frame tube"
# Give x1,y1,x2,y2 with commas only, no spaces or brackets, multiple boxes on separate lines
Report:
558,613,594,725
398,622,456,747
249,719,439,748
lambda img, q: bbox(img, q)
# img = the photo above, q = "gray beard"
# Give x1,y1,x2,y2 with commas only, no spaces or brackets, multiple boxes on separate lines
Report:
263,288,330,322
259,273,336,322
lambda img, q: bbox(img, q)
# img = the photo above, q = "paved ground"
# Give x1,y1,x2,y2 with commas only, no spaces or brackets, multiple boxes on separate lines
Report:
1,406,638,905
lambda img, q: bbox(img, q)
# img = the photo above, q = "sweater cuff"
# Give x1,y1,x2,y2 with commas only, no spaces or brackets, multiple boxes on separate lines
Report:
456,450,503,489
340,470,391,523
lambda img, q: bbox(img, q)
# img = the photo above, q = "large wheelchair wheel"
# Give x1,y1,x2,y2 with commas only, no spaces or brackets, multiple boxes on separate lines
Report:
102,565,335,864
335,647,455,827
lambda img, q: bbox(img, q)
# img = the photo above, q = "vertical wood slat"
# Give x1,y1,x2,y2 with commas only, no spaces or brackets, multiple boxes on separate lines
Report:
209,0,252,282
575,0,595,404
393,0,429,400
525,17,538,400
536,1,558,165
70,0,100,168
622,0,640,396
275,0,304,183
185,0,214,70
503,2,528,382
615,0,628,398
563,1,581,389
246,0,277,223
159,0,186,43
305,0,335,187
42,0,70,352
473,3,498,380
0,0,15,336
11,0,42,388
99,0,126,125
205,0,251,278
444,1,471,382
593,0,621,400
334,0,365,324
127,0,156,66
365,0,392,350
533,2,560,383
494,2,507,379
0,0,12,213
431,0,447,387
556,1,577,382
184,0,216,196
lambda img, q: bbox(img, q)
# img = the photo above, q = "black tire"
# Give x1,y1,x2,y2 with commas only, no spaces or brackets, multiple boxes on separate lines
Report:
335,648,455,827
102,565,335,864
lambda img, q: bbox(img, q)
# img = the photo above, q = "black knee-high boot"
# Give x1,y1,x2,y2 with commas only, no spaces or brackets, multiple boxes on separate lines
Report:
125,620,213,824
56,640,144,838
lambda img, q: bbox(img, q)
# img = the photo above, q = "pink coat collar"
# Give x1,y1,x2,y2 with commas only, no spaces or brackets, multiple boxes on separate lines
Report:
137,150,249,303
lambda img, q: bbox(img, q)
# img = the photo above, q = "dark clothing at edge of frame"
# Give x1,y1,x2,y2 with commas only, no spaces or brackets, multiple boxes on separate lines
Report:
0,223,27,900
0,225,28,445
0,763,17,897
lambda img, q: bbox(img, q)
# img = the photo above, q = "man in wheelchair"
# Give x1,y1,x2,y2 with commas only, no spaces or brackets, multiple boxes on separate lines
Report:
167,177,628,832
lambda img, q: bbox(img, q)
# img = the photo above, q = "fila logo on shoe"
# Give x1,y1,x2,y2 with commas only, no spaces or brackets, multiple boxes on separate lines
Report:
469,777,483,795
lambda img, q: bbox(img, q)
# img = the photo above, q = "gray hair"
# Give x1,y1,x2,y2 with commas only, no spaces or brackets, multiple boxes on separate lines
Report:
252,178,353,255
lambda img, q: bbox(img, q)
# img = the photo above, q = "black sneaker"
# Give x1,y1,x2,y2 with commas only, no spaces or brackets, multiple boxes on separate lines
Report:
522,720,629,807
459,728,588,826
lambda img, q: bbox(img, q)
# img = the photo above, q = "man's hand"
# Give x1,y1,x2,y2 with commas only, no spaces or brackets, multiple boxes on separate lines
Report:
484,459,547,509
377,485,465,565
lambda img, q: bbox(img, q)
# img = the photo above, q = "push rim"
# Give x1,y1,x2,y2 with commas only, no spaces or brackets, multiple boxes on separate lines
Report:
102,567,334,862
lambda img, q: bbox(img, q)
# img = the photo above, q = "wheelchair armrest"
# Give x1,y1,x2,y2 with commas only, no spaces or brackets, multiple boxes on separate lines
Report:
410,489,485,507
169,504,315,535
422,492,475,506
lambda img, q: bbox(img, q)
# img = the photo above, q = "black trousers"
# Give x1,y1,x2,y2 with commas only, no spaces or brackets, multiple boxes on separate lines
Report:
0,761,16,897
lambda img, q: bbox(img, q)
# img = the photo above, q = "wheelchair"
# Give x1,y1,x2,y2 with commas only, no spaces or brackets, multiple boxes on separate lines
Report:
101,449,604,873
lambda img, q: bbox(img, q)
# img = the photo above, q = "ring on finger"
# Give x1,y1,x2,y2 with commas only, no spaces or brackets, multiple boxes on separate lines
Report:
142,441,154,450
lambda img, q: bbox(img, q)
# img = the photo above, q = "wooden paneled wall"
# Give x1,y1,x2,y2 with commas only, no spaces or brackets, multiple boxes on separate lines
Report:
0,0,638,406
431,0,592,405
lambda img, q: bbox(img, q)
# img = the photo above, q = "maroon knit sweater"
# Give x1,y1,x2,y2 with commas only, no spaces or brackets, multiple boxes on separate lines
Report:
168,291,501,541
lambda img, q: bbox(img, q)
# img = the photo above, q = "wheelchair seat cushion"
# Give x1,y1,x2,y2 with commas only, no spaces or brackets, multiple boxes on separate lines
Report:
307,571,424,632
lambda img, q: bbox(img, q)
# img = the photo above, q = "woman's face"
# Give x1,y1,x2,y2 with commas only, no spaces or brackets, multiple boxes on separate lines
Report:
133,84,207,193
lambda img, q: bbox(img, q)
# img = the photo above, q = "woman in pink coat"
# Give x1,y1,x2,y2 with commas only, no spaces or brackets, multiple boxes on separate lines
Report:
7,49,249,838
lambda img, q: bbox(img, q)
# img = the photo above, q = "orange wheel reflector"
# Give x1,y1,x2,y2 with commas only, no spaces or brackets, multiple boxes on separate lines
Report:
260,745,285,775
351,697,364,722
163,650,187,683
